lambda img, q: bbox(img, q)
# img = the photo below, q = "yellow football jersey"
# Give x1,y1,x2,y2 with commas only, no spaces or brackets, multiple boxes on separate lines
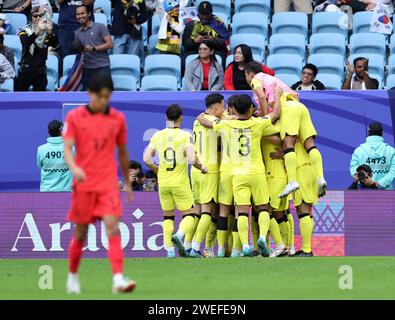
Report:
148,128,194,187
213,117,273,176
191,114,219,174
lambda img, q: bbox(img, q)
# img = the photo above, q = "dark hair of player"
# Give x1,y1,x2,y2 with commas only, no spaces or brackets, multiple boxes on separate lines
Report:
234,94,253,115
245,61,264,75
227,94,239,108
302,63,318,77
205,93,224,109
145,170,157,180
353,57,367,67
129,160,142,170
166,104,183,121
87,75,114,92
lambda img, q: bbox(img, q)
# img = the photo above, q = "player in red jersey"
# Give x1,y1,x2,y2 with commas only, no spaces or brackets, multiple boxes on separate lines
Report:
63,76,135,294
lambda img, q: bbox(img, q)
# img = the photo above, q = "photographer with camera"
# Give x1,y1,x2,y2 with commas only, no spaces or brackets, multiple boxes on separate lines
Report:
348,164,379,190
127,160,145,191
14,6,57,91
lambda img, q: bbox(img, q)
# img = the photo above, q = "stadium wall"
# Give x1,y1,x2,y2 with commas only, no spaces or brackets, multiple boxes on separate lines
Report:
0,191,393,258
0,90,394,191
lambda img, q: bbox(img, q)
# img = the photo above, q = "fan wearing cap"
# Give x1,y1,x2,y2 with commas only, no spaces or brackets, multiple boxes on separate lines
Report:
350,122,395,190
182,1,229,69
36,120,73,192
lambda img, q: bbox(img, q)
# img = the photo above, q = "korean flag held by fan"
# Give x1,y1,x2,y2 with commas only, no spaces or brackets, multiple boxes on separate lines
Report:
370,0,393,35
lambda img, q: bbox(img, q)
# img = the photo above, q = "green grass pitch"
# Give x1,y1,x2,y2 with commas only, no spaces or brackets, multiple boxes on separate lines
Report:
1,257,394,300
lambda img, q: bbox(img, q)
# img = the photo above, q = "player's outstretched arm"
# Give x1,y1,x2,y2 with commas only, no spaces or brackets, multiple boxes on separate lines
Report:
197,113,214,128
262,134,281,144
143,146,159,174
185,145,208,174
267,85,282,124
253,85,269,116
63,139,86,182
118,144,133,202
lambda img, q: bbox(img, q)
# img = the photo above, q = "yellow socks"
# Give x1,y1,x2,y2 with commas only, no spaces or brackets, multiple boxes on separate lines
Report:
163,217,175,249
258,211,270,239
191,213,211,251
308,147,324,179
284,149,297,182
237,214,249,247
278,217,290,245
251,215,259,247
227,214,235,251
217,216,228,252
177,214,195,239
269,217,284,247
184,214,199,250
205,218,217,249
299,214,314,253
287,211,295,247
232,219,242,252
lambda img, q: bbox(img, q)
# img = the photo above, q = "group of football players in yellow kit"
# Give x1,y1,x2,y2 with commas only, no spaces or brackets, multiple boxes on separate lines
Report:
144,62,327,258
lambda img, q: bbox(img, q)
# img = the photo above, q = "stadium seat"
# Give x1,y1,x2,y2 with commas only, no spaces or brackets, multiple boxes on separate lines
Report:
141,75,178,91
225,54,263,66
151,14,161,35
353,11,374,34
94,13,108,26
269,34,306,61
390,34,395,55
214,12,229,26
185,54,223,69
309,33,346,57
312,12,349,39
387,55,395,76
232,12,268,38
52,13,59,25
109,54,141,83
148,34,159,55
63,54,76,76
266,54,303,77
275,74,299,87
308,54,344,78
59,75,67,87
144,54,181,83
6,13,27,35
3,35,22,61
350,33,386,57
348,53,385,82
196,0,231,20
112,75,137,91
94,0,112,23
386,74,395,89
230,33,266,60
271,12,308,41
315,74,342,90
0,79,13,92
46,55,59,83
235,0,271,17
46,75,57,91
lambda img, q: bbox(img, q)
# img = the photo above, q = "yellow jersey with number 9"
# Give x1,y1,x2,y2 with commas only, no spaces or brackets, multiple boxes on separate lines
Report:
148,128,194,187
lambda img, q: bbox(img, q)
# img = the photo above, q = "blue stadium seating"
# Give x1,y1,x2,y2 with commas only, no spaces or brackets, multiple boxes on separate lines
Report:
141,75,178,91
112,75,137,91
196,0,231,20
148,34,159,55
266,54,303,77
309,33,346,57
350,33,386,57
109,54,141,83
185,54,223,69
308,54,344,78
348,53,385,86
271,12,308,41
269,34,306,61
230,33,266,60
225,54,263,66
94,13,108,26
316,74,342,90
387,55,395,76
0,79,14,92
6,13,27,35
275,74,299,87
94,0,112,23
63,55,77,76
390,34,395,55
235,0,271,17
151,14,161,35
3,35,22,61
353,11,374,34
46,75,57,91
312,12,349,39
144,54,181,83
386,74,395,89
232,12,268,38
52,13,59,25
46,55,59,83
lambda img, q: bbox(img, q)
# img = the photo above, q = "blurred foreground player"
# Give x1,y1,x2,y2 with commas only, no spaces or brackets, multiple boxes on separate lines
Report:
63,76,136,294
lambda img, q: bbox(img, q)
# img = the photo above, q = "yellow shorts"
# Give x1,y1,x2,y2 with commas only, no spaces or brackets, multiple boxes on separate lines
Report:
293,164,318,207
218,171,233,206
192,172,219,204
158,185,194,212
267,176,289,211
280,100,317,144
233,173,269,206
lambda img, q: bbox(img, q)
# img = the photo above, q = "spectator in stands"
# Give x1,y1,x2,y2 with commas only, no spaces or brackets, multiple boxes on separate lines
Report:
350,122,395,189
182,1,229,68
275,0,313,14
74,5,112,91
224,44,275,91
0,34,15,69
112,0,147,60
291,63,326,91
0,13,12,34
143,170,158,191
0,51,15,83
348,164,380,190
128,160,145,191
58,0,94,58
2,0,31,14
315,0,386,13
156,0,184,54
184,40,224,91
36,120,73,192
342,57,379,90
145,0,162,37
14,7,57,91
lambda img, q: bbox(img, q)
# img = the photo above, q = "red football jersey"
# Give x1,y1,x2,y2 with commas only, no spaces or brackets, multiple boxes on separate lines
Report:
63,105,127,192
